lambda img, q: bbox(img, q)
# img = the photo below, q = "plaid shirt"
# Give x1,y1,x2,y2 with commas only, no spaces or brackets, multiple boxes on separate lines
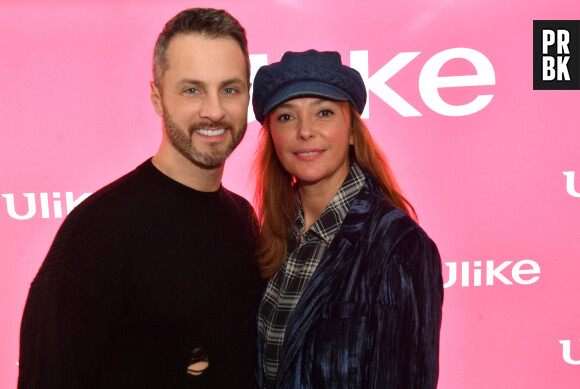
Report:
258,164,366,387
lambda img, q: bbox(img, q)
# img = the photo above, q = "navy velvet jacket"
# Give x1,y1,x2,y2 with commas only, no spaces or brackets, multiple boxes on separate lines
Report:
257,173,443,388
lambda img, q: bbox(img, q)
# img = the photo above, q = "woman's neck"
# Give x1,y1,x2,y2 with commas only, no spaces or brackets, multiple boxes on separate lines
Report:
297,171,349,231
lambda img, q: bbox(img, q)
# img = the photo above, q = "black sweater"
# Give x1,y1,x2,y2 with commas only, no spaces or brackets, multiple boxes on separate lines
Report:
18,159,264,388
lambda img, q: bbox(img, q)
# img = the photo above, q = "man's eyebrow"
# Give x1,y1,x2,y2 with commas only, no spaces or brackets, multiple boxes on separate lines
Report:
176,78,246,88
220,78,247,88
177,79,204,87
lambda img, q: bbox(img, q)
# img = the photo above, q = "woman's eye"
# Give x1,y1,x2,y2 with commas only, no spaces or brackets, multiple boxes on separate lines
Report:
318,109,334,117
277,113,293,122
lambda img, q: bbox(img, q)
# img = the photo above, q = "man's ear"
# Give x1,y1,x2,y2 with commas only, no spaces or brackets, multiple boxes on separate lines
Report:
150,81,164,116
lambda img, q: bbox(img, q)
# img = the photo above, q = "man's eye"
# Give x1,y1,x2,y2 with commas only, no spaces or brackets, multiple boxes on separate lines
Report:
185,88,200,94
223,88,237,94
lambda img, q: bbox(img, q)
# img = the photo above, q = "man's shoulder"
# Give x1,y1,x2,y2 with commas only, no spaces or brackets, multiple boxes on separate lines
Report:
218,187,258,240
219,186,255,216
69,160,154,215
32,161,153,284
45,160,156,252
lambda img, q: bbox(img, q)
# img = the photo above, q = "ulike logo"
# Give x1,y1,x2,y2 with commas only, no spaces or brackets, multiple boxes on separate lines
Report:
1,192,91,220
563,171,580,197
248,47,495,121
559,340,580,365
443,259,540,288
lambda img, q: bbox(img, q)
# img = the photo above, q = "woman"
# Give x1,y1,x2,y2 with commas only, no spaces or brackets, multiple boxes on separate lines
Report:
252,50,443,388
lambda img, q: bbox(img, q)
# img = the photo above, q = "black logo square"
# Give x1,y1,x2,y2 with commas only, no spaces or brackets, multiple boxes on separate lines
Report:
533,20,580,90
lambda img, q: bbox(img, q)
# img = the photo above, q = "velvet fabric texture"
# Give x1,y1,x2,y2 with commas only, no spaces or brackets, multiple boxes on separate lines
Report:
257,172,443,388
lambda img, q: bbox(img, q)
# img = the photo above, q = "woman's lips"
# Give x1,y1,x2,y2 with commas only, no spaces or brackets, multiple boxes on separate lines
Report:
294,149,325,160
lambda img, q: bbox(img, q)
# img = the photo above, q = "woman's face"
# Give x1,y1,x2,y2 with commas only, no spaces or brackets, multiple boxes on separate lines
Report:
269,97,353,190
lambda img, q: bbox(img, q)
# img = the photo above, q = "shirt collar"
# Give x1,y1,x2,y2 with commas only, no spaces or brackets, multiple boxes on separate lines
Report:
294,163,366,244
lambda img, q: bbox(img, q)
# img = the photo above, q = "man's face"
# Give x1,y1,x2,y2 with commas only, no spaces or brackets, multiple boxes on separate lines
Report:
152,34,249,168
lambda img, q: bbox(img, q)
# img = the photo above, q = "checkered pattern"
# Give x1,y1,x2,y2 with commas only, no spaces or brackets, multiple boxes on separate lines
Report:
258,164,366,387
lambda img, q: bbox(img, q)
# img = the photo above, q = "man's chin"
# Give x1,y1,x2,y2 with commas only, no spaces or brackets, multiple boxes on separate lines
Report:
189,151,230,169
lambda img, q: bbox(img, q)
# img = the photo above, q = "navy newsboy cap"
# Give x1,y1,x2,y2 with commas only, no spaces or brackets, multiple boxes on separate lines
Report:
252,49,367,125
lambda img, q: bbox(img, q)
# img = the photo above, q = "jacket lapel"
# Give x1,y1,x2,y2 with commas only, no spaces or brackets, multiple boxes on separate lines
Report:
276,176,376,382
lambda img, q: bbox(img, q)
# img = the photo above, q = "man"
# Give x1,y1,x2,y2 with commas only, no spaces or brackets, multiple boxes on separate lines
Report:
18,8,263,388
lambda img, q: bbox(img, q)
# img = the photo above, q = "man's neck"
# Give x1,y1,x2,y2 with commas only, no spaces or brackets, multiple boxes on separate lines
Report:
151,152,224,192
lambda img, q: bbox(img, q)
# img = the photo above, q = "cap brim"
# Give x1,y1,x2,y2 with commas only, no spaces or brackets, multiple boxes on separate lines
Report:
262,81,350,116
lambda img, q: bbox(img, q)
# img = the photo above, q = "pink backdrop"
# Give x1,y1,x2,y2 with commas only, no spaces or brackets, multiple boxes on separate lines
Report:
1,0,579,387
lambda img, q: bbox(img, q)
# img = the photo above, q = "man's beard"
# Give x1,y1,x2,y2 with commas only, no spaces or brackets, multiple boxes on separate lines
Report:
163,110,247,168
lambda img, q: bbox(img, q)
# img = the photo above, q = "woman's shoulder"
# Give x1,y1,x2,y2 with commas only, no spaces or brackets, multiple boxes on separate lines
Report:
354,201,439,279
359,177,418,231
370,199,426,242
360,182,434,246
